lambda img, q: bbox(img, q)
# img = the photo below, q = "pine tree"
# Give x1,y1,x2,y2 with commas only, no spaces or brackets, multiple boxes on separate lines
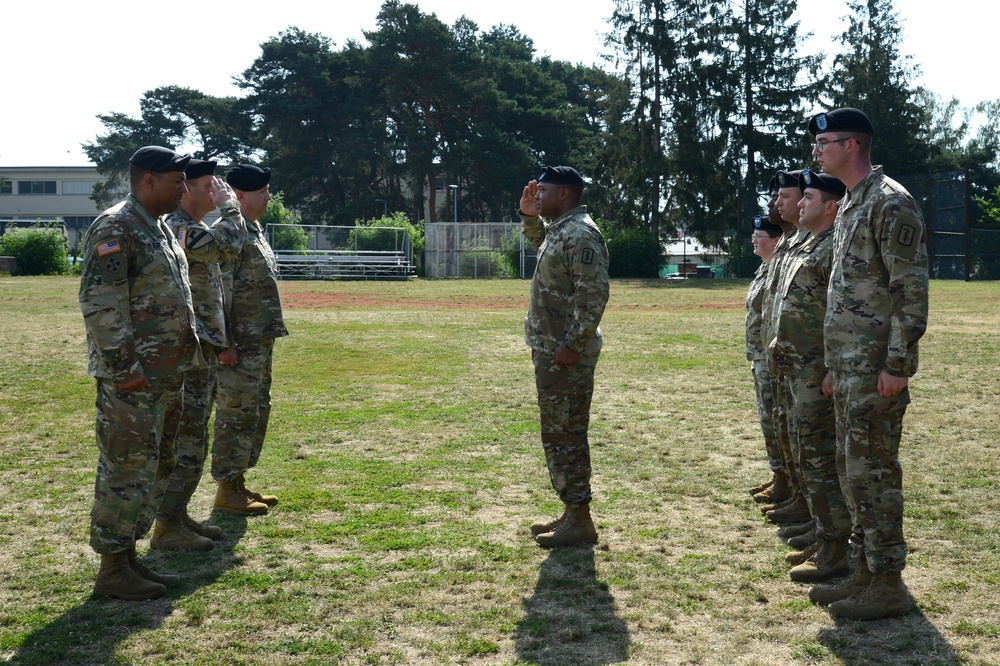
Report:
827,0,928,176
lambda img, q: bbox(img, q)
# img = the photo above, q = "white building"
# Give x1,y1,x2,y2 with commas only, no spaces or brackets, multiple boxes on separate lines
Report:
0,166,110,251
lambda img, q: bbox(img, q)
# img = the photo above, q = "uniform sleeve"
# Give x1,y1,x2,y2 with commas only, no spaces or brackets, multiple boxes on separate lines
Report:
519,211,546,251
875,196,929,376
210,201,248,262
564,231,610,352
78,224,141,380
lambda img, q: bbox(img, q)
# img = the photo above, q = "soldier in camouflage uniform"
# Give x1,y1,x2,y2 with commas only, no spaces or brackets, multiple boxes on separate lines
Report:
212,164,288,515
746,198,784,499
518,166,610,548
770,170,852,582
760,170,812,526
79,146,203,600
805,108,929,620
154,159,247,550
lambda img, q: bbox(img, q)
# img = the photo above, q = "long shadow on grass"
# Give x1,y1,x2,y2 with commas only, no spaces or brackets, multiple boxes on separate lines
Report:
816,605,960,665
6,512,250,665
515,547,630,665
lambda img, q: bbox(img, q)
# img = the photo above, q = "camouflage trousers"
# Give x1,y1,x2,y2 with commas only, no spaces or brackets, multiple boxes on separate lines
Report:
532,350,598,506
157,346,218,519
90,375,183,554
751,360,782,471
832,371,910,573
783,365,850,540
212,338,274,482
770,366,803,495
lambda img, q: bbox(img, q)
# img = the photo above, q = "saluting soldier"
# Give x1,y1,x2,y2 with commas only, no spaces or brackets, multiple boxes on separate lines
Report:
518,166,610,548
79,146,203,600
807,108,929,620
211,164,288,515
153,159,246,550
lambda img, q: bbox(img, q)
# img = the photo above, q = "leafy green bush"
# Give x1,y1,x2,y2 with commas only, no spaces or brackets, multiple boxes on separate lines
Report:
352,212,424,256
271,224,310,251
0,225,68,276
595,220,662,278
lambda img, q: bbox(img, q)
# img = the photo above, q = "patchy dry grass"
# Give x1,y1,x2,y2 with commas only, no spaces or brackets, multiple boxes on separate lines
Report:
0,276,998,665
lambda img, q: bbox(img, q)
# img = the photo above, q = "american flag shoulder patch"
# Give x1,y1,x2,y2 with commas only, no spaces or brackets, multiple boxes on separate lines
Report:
96,239,122,256
177,229,188,249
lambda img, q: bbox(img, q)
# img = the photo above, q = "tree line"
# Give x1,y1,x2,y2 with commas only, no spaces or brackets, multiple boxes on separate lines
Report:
84,0,1000,263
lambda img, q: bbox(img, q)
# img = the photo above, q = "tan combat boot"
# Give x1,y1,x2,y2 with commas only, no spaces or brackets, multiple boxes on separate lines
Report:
748,472,775,497
237,473,278,507
530,506,568,536
785,540,820,566
151,518,214,551
534,504,598,548
789,539,849,582
809,554,872,605
93,551,165,600
766,496,812,524
787,527,818,551
753,470,792,504
182,511,223,540
828,571,911,620
759,489,801,514
778,519,814,540
214,480,269,516
126,548,179,585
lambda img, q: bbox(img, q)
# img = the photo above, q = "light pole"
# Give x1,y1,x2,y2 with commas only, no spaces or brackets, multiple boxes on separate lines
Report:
448,184,458,223
375,199,387,218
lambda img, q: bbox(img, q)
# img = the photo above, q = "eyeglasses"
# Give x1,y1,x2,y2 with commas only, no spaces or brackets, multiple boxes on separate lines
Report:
812,138,851,153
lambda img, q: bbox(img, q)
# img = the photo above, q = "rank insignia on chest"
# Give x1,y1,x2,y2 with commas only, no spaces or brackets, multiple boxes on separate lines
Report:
582,248,594,265
96,239,121,256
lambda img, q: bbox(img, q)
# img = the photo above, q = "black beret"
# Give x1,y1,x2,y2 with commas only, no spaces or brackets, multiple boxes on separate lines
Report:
130,146,191,173
776,169,804,189
808,107,874,136
753,215,783,237
800,169,846,198
537,165,584,187
767,174,780,194
226,164,272,191
185,158,218,180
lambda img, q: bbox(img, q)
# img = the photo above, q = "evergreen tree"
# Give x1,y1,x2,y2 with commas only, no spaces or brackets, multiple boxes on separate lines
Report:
827,0,928,176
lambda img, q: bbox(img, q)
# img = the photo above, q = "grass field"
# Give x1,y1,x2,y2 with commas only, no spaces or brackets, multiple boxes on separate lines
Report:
1,276,998,665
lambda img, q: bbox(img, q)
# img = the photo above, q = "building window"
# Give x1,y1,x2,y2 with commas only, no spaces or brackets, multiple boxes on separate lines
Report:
64,216,97,230
62,181,99,195
18,181,57,194
0,181,11,195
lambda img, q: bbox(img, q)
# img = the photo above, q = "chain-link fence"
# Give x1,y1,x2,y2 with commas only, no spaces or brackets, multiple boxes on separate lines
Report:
424,222,536,278
899,171,969,280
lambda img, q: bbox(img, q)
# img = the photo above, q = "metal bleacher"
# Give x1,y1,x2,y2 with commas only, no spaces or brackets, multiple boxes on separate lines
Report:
267,224,414,280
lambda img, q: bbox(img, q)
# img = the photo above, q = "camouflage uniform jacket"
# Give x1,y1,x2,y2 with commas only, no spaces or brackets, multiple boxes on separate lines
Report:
825,167,929,377
519,205,610,359
771,226,834,373
79,194,203,381
166,201,246,350
760,228,805,355
745,262,769,361
226,217,288,345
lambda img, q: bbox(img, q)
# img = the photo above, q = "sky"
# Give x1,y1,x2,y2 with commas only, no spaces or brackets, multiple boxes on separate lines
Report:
4,0,991,167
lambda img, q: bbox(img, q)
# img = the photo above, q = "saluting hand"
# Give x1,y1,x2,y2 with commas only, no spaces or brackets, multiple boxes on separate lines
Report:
519,180,539,217
209,177,238,209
